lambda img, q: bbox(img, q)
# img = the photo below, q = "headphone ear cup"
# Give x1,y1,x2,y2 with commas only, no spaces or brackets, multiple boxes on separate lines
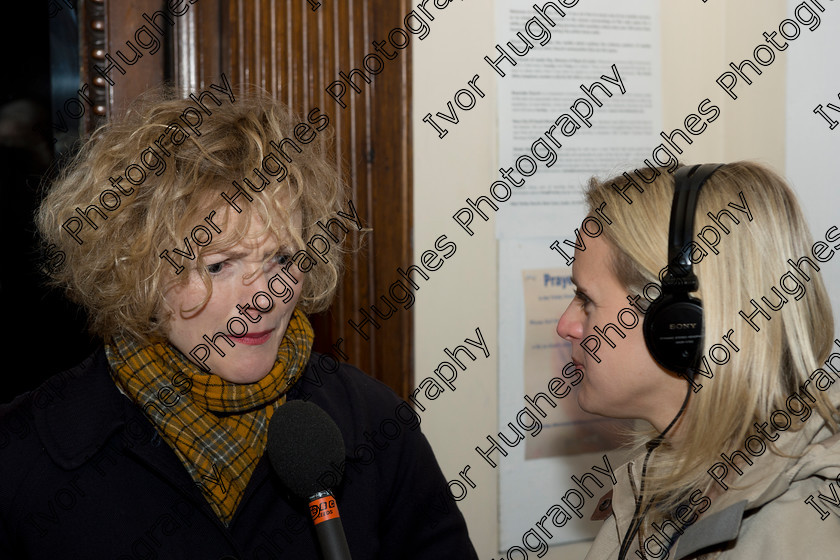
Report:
643,294,704,376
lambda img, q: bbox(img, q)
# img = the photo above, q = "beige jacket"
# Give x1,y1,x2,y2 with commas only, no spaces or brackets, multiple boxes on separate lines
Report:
585,411,840,559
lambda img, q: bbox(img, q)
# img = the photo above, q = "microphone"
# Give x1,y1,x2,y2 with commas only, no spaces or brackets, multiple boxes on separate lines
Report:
267,400,352,560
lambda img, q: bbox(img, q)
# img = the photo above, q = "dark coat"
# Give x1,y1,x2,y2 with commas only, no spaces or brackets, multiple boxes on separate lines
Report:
0,348,478,559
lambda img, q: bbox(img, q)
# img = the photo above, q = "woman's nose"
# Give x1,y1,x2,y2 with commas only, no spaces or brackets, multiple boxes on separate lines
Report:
238,266,275,307
241,264,270,288
556,302,583,341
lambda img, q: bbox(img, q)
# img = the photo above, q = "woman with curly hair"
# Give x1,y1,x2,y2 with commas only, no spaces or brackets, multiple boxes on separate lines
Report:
0,89,477,559
556,162,840,559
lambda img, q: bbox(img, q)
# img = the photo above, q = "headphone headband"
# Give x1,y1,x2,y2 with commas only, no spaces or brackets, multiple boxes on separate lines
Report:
664,164,725,289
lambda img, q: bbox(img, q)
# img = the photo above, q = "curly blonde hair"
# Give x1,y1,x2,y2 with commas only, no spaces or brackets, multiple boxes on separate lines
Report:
37,88,348,345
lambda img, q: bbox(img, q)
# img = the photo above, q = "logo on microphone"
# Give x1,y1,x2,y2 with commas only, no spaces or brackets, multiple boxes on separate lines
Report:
669,323,697,330
310,496,340,524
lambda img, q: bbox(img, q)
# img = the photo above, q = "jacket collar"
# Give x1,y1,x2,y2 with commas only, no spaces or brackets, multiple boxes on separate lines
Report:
606,400,839,560
672,500,745,559
32,347,128,470
29,347,263,530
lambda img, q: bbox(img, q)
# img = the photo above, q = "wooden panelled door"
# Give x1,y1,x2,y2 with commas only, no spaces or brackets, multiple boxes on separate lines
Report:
80,0,413,397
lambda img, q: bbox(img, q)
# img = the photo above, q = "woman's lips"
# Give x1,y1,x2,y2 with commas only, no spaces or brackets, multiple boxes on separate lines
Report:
234,329,274,346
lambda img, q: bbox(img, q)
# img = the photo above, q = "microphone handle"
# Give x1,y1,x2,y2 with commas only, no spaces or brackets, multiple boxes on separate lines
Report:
309,491,352,560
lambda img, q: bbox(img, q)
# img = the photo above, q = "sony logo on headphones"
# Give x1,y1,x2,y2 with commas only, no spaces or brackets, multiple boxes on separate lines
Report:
669,323,697,329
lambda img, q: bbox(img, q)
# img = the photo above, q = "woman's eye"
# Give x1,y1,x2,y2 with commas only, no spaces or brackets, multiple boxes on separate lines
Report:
574,289,590,306
206,261,226,274
272,253,292,266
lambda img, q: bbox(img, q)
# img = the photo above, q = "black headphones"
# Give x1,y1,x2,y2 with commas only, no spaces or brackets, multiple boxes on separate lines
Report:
642,163,724,379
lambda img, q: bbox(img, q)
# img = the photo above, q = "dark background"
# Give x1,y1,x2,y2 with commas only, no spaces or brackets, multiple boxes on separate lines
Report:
1,2,97,403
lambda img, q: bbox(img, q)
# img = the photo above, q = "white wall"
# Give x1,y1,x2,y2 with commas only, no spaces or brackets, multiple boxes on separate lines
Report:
412,1,500,555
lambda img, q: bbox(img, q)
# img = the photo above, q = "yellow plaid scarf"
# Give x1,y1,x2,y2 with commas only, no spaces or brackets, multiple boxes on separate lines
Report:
106,308,314,525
